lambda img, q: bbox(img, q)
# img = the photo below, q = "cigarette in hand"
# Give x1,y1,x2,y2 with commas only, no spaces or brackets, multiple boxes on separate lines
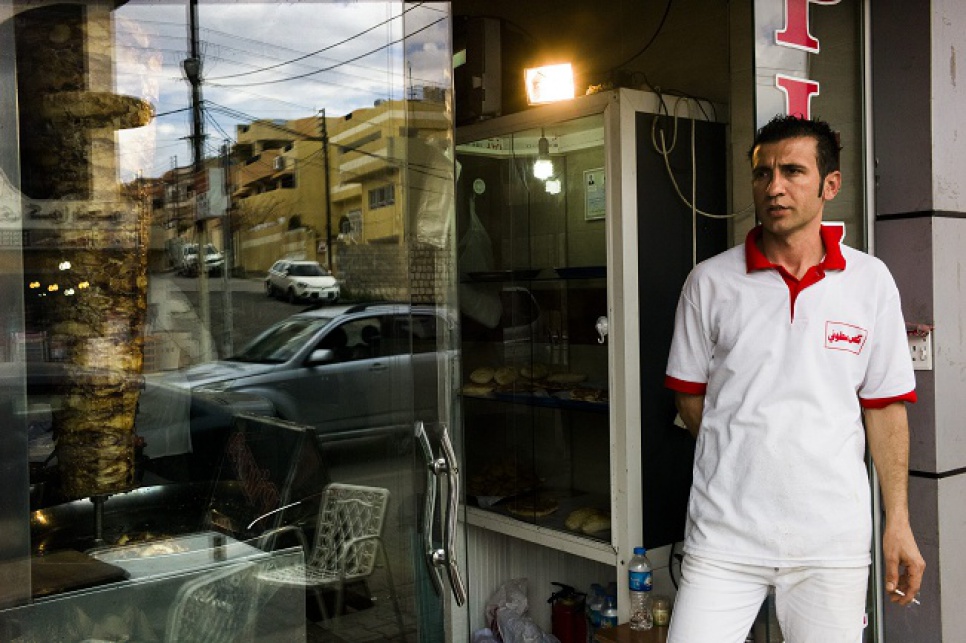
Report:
893,589,921,605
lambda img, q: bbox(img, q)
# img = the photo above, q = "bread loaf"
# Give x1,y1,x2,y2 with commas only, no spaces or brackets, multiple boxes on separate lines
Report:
494,366,518,385
469,367,495,384
565,507,611,534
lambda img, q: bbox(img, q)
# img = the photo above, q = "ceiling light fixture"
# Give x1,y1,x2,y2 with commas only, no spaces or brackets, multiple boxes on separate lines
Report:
533,132,554,180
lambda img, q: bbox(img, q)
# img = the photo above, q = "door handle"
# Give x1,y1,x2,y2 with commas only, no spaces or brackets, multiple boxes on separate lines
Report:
416,420,444,597
436,423,467,606
415,421,467,606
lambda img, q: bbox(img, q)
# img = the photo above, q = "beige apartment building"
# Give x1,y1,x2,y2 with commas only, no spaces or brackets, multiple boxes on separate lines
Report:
230,92,450,300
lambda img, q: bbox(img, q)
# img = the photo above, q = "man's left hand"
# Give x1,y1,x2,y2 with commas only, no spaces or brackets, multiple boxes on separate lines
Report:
882,519,925,606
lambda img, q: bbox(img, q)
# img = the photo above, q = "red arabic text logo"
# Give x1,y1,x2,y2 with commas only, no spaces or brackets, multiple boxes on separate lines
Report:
825,321,868,355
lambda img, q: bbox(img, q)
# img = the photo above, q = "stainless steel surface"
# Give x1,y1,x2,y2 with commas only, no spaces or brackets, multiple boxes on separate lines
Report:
438,424,467,606
417,421,467,606
416,420,444,597
596,315,609,344
88,530,267,580
30,481,246,554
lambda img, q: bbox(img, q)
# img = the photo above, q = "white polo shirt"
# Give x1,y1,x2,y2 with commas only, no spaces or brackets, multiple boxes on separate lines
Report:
665,225,916,568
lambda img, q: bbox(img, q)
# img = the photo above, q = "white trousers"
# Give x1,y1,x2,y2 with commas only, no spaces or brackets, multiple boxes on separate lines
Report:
666,554,869,643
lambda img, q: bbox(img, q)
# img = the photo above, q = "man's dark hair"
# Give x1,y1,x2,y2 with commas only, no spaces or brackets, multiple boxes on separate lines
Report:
748,114,841,183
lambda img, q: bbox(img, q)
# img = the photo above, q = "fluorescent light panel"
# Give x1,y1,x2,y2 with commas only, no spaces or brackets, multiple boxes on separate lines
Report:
525,63,575,105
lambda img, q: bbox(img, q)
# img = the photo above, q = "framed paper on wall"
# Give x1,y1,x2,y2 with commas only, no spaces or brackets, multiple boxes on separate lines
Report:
584,168,606,220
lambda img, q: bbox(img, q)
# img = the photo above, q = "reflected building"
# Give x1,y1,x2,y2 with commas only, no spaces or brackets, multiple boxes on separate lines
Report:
230,91,451,302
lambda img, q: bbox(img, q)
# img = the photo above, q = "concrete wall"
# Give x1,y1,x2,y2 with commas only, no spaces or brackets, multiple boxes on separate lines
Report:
337,243,445,305
873,1,966,640
238,225,317,275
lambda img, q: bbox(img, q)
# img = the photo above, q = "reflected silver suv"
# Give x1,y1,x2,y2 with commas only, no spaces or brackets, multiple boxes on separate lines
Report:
162,302,450,444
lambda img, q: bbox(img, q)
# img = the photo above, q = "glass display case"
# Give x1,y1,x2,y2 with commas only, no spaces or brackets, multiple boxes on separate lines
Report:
455,88,729,624
457,108,612,557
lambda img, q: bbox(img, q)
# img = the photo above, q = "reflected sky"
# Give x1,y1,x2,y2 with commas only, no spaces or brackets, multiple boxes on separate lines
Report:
113,1,451,180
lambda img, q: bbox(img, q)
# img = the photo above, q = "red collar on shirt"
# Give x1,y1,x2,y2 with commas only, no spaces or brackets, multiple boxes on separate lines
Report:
744,224,847,321
744,224,847,274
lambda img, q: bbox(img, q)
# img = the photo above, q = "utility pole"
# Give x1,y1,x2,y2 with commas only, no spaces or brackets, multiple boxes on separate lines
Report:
221,141,233,356
319,108,333,271
183,0,212,360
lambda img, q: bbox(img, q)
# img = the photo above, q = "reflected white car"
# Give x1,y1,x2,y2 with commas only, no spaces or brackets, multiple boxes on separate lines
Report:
265,260,340,304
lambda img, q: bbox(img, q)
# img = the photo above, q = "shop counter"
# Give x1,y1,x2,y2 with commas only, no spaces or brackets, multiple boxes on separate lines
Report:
88,530,267,580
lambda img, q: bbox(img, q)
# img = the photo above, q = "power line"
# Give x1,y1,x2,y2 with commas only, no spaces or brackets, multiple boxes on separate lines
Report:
204,110,234,143
207,16,446,88
205,3,424,81
614,0,675,70
154,106,192,118
203,101,453,187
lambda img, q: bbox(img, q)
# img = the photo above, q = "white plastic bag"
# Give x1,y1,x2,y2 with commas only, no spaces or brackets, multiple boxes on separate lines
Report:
484,578,559,643
496,608,560,643
471,628,501,643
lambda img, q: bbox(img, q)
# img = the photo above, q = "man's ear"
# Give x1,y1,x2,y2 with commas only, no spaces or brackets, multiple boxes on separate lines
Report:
822,170,842,200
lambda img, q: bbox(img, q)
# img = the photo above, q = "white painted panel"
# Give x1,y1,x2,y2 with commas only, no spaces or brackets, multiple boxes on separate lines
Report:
932,218,966,471
931,0,966,213
465,525,681,634
938,473,966,641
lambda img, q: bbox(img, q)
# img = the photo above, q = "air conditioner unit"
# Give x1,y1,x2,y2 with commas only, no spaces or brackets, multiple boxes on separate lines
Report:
273,156,286,171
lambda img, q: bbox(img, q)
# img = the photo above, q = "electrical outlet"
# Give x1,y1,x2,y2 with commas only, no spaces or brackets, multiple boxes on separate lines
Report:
908,333,933,371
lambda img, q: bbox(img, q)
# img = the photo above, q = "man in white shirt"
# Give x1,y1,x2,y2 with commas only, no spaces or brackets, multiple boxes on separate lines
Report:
664,115,925,642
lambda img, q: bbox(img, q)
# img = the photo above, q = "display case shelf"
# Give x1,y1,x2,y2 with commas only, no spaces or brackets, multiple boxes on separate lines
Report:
461,266,606,283
461,391,608,413
465,506,616,566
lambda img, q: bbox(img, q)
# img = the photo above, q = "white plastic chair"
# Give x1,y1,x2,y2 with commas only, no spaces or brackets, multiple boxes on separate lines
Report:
164,562,259,643
256,483,403,632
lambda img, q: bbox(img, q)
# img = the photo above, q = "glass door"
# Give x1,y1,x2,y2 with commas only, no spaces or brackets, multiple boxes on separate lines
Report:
1,1,461,641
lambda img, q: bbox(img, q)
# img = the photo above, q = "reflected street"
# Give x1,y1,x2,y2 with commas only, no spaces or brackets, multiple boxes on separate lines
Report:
165,273,304,357
150,272,422,641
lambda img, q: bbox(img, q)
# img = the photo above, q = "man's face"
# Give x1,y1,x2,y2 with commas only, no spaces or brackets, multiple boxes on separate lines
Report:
751,136,840,240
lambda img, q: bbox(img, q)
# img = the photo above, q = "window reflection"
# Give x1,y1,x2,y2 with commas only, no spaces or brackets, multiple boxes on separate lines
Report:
5,3,454,634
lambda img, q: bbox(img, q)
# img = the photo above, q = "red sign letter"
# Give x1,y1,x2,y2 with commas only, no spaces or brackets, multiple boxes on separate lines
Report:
775,0,841,53
776,75,820,119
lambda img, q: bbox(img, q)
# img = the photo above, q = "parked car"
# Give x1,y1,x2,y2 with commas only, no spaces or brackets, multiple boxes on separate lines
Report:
158,302,451,445
265,259,340,304
178,243,224,277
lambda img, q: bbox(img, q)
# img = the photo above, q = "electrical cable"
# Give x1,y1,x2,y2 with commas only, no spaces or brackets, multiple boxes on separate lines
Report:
205,100,451,182
204,110,234,143
154,106,193,118
613,0,675,70
205,3,425,81
207,17,446,88
691,107,697,266
209,114,452,206
649,97,752,246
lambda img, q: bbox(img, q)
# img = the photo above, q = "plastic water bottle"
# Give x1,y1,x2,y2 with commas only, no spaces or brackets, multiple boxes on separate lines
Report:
628,546,653,630
586,584,605,635
600,596,618,629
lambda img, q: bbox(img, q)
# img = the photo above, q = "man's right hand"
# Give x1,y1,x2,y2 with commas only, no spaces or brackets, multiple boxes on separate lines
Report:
674,392,705,439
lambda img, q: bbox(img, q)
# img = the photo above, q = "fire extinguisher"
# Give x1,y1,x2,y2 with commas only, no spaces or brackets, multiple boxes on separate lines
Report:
548,582,588,643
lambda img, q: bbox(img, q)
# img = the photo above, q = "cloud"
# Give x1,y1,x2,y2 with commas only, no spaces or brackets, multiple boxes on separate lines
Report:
115,1,451,180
